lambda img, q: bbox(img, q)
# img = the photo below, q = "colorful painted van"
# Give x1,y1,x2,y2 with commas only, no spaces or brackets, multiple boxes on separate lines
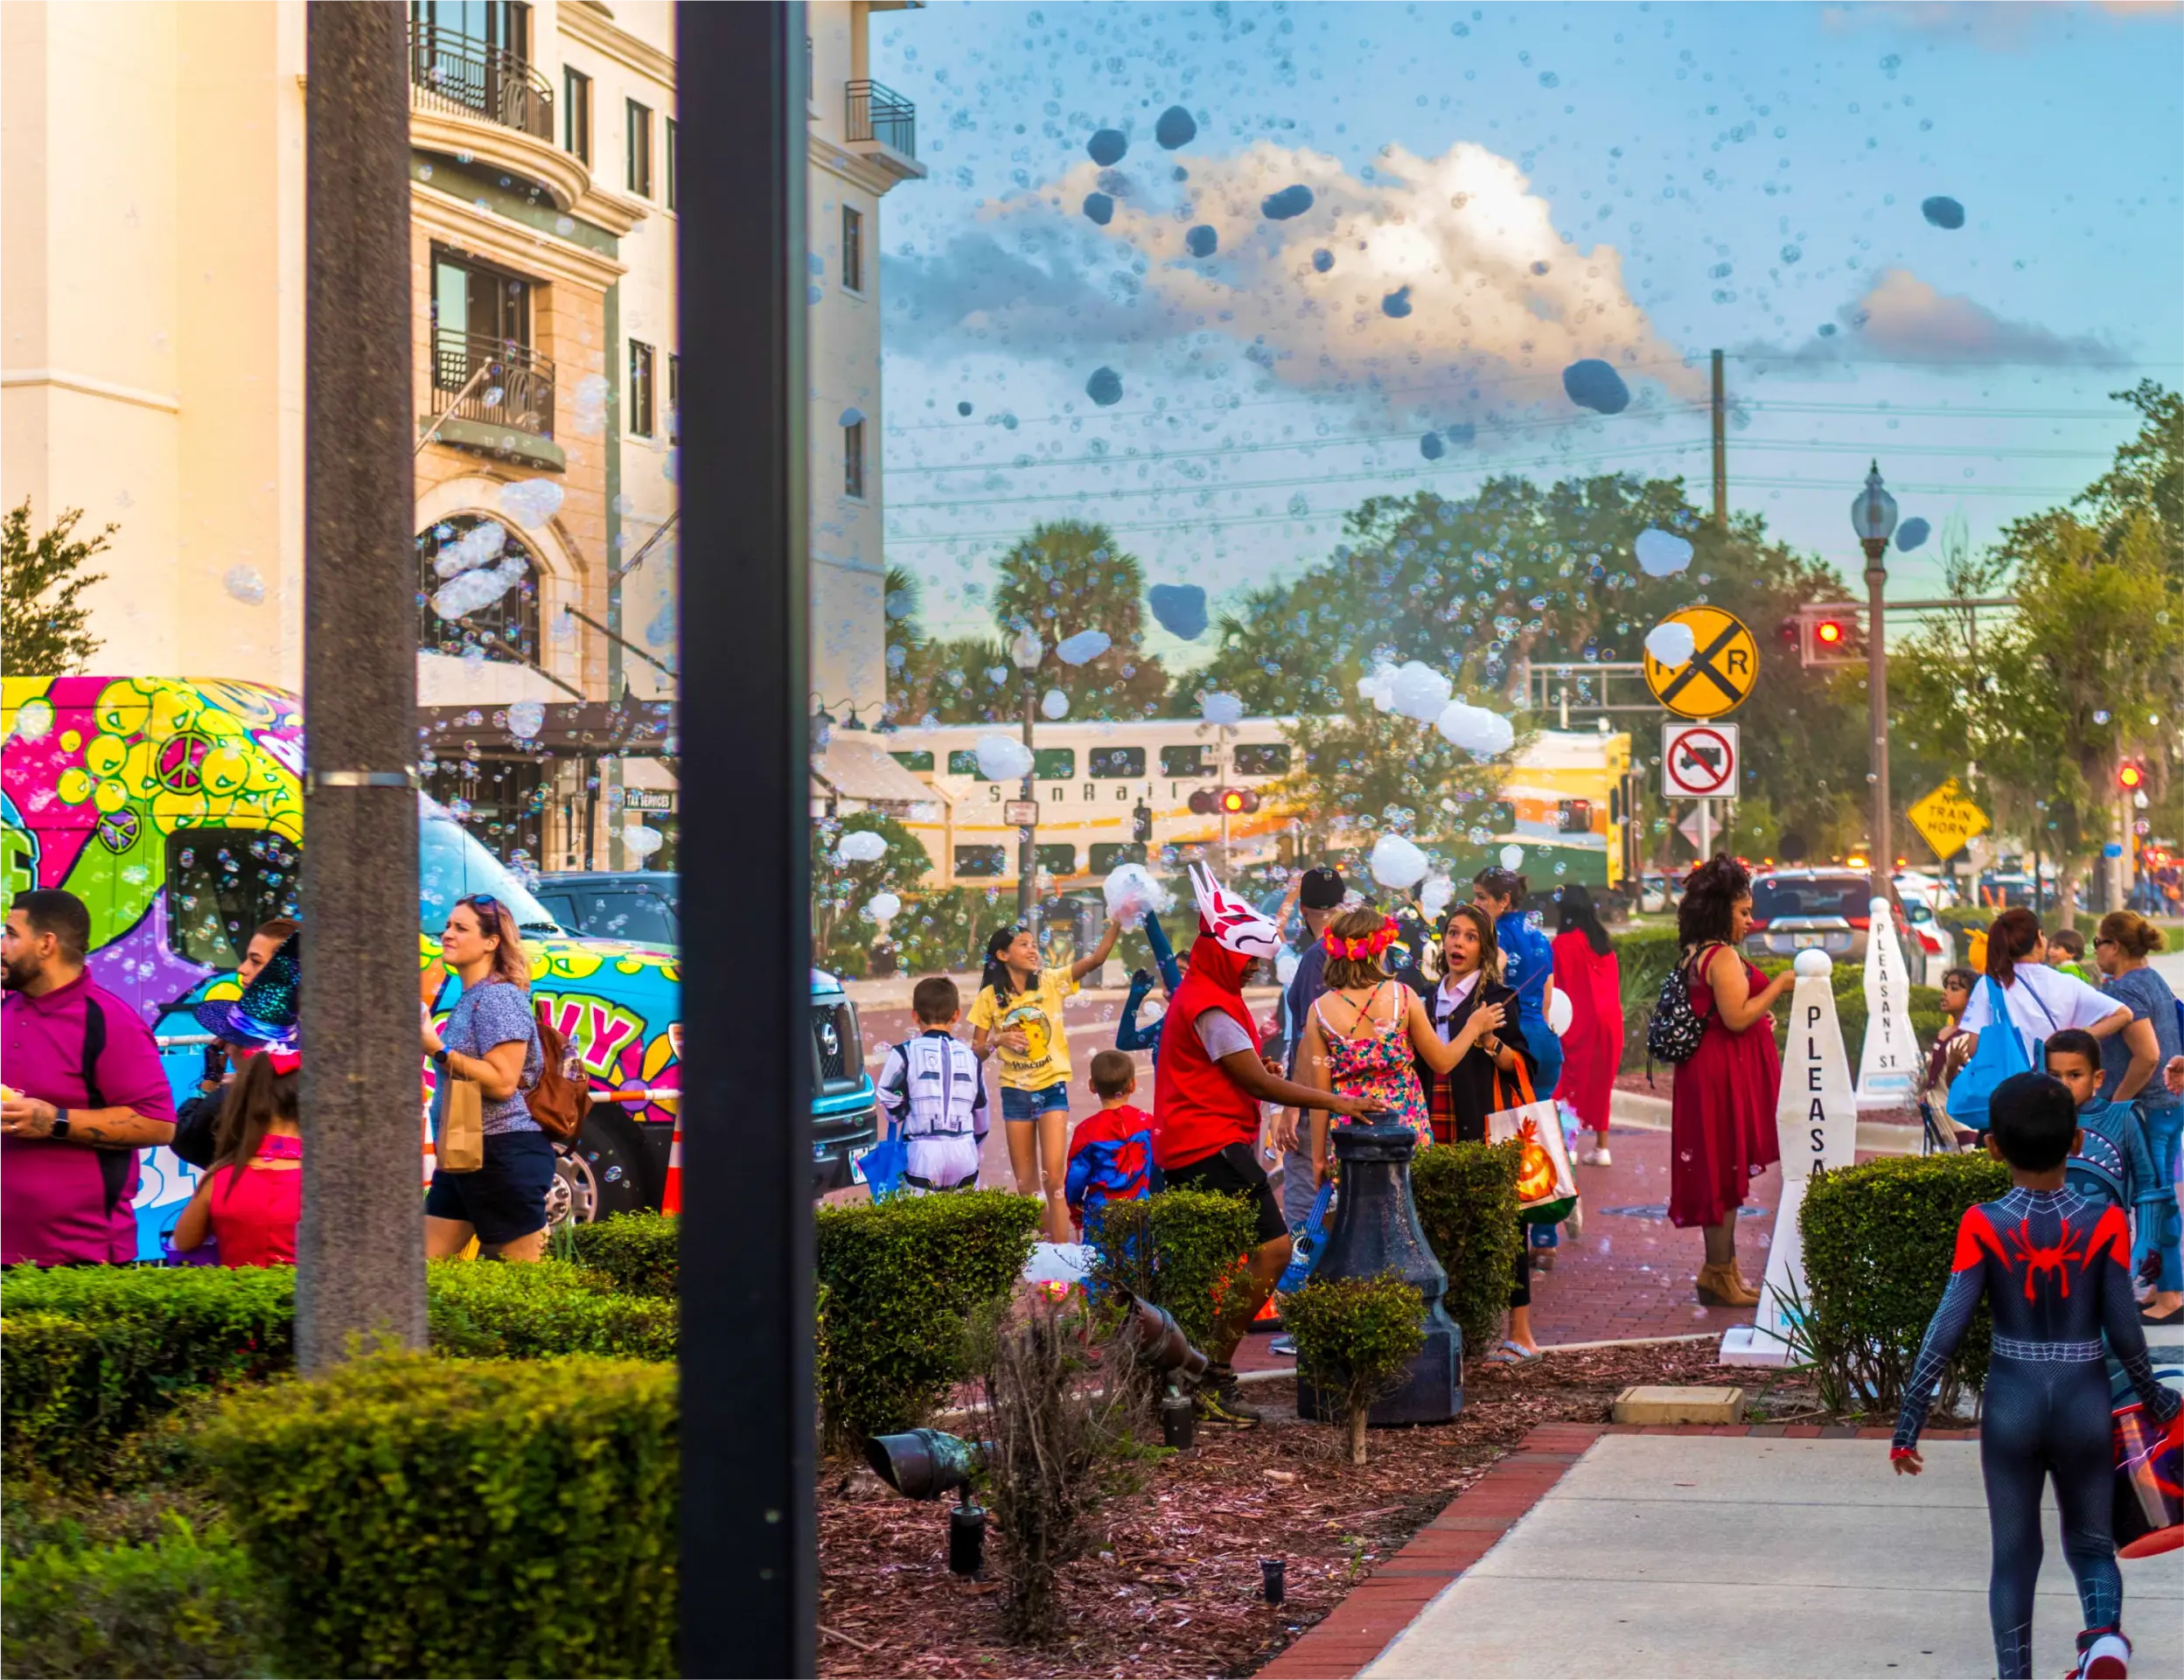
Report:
2,674,715,1257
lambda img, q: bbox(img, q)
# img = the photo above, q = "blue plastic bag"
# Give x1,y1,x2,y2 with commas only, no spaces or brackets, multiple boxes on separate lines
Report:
1946,976,2034,1133
861,1126,908,1199
1277,1180,1335,1293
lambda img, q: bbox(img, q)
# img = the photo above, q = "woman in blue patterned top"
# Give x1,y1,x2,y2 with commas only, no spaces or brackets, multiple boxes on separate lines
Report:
422,895,548,1261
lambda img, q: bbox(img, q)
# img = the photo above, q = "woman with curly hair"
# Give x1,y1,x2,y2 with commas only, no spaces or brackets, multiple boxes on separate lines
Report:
1671,855,1793,1307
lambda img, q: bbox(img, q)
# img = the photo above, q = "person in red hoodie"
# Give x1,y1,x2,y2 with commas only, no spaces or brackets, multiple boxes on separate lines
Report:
1155,863,1375,1426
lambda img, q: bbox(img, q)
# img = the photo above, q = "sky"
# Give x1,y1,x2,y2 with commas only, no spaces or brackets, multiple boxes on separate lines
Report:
860,0,2184,670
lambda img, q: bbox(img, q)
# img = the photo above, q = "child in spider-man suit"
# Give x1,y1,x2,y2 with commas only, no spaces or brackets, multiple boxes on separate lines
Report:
1894,1071,2181,1680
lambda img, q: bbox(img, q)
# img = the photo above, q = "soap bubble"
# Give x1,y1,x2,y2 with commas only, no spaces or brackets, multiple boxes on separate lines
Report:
836,830,888,864
224,565,266,604
1921,195,1965,229
1103,861,1175,928
499,478,564,526
957,401,973,416
865,891,902,925
1085,366,1124,407
1357,662,1398,711
1087,128,1128,166
976,734,1035,781
2094,709,2111,725
1894,518,1930,552
1419,875,1455,919
1562,359,1631,415
1311,247,1334,273
1082,192,1114,226
624,824,664,860
1645,622,1697,667
1436,701,1514,755
507,699,545,741
1274,947,1301,986
434,519,506,578
1261,184,1315,220
571,373,611,433
1499,844,1525,870
1370,833,1430,890
1148,583,1208,640
432,554,527,620
1056,630,1112,666
1389,660,1452,722
1041,688,1070,720
1198,691,1245,727
1184,224,1218,258
1010,627,1043,669
1381,286,1413,318
1445,422,1476,446
1420,432,1446,461
1635,528,1694,577
1154,105,1197,149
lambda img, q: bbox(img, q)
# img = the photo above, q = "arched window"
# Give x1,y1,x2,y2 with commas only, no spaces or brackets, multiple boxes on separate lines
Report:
415,513,542,666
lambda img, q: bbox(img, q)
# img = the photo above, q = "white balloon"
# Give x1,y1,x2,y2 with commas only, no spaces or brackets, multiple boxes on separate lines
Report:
1499,844,1525,870
1055,630,1112,666
1198,691,1245,726
1645,622,1697,667
1547,987,1573,1036
1041,687,1071,720
974,733,1035,781
1369,833,1430,890
1389,660,1454,723
836,830,888,863
1102,862,1174,928
865,891,901,925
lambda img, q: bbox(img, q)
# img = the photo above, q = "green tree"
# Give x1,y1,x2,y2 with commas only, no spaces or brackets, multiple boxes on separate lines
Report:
2077,380,2183,572
3,499,114,675
1277,696,1517,861
989,519,1169,721
810,810,932,970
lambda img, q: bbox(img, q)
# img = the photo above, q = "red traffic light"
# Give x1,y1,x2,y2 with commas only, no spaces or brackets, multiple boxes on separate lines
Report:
1815,619,1846,647
1187,790,1216,815
2118,763,2146,791
1219,788,1248,814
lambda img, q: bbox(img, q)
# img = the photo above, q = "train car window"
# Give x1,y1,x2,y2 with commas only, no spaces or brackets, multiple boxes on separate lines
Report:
1160,744,1209,777
1232,743,1291,777
1089,746,1145,777
1090,842,1146,875
953,845,1008,877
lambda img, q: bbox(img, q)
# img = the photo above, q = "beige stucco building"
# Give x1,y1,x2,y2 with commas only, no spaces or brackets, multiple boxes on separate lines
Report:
3,0,916,867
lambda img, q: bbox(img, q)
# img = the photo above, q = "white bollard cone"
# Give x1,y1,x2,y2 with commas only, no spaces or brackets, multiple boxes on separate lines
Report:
1856,897,1922,1111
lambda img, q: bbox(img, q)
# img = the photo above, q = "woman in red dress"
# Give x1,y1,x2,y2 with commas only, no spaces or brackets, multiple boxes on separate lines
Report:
1671,856,1792,1307
1551,885,1625,1167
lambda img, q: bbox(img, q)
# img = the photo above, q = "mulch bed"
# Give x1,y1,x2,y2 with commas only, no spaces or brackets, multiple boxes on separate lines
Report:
817,1340,1816,1679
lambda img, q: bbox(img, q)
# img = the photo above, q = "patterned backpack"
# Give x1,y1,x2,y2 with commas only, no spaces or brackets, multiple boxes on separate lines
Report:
1645,947,1712,1066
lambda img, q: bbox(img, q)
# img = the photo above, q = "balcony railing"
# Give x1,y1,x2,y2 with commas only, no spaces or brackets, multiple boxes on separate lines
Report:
431,330,556,441
408,24,555,143
846,79,916,158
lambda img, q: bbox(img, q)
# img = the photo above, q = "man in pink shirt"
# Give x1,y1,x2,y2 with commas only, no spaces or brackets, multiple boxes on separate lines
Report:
3,889,178,1264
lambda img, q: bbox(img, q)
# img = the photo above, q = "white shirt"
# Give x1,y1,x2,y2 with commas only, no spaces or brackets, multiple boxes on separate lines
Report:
1194,1008,1257,1062
1429,970,1482,1040
1958,963,2121,1052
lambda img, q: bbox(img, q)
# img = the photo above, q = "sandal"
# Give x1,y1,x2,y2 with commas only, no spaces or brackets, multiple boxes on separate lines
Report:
1483,1340,1542,1365
2140,1304,2181,1327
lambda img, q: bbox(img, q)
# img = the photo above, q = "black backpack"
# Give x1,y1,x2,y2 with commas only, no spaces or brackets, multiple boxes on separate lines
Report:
1644,947,1713,1066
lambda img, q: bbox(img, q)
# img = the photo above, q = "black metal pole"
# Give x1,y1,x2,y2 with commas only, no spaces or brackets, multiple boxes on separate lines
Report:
677,4,815,1676
297,0,427,1371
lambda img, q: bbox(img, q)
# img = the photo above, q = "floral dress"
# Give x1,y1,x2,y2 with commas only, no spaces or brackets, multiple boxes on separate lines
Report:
1313,983,1430,1143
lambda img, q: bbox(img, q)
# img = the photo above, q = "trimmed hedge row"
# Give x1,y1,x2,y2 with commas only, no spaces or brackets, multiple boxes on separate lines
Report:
1411,1140,1525,1359
565,1210,680,1298
1090,1189,1261,1352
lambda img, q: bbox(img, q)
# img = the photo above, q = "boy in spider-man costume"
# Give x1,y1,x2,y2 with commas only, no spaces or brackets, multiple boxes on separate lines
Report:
1894,1071,2181,1680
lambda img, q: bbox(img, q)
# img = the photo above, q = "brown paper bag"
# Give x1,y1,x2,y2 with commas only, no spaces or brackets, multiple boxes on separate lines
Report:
440,1077,485,1174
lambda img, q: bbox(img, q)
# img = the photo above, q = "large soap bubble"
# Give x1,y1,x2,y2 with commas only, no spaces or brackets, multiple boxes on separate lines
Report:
1921,195,1965,229
1381,286,1413,318
1499,844,1525,871
1562,359,1630,415
1894,518,1930,552
1154,106,1197,149
1388,660,1452,722
1041,688,1070,720
1199,692,1245,727
499,478,564,527
1357,662,1398,712
1436,701,1514,755
1082,192,1114,226
1645,622,1697,667
224,565,266,604
1419,875,1455,920
1420,432,1446,461
1635,528,1694,577
1087,129,1127,165
1311,247,1334,273
1184,224,1218,258
1103,861,1175,929
434,519,507,578
1261,184,1315,220
507,699,545,741
836,830,888,864
865,891,902,925
624,824,664,860
1369,833,1430,890
1085,366,1124,407
975,734,1035,781
1055,630,1112,666
1148,583,1208,640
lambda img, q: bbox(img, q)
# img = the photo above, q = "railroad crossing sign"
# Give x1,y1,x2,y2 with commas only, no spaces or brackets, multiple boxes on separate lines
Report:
1643,607,1758,719
1906,778,1990,860
1662,723,1740,798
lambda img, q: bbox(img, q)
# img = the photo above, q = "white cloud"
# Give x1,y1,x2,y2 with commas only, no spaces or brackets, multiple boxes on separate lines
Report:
1745,268,2127,370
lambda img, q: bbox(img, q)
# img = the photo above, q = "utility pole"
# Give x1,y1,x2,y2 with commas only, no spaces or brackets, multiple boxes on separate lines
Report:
1016,677,1037,924
1710,349,1727,530
297,0,426,1370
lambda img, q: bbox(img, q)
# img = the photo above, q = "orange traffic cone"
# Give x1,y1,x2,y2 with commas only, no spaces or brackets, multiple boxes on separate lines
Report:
660,1111,685,1214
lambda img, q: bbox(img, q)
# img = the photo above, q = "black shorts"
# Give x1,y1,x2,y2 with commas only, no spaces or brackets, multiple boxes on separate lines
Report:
426,1129,557,1246
1162,1141,1287,1246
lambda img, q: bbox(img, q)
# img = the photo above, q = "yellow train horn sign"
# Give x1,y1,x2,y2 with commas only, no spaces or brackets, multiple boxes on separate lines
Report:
1643,606,1758,720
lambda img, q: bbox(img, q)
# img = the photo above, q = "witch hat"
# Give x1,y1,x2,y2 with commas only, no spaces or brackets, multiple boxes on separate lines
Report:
194,931,301,1050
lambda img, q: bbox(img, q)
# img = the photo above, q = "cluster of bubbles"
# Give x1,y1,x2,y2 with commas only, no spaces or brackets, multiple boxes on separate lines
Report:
1355,659,1516,756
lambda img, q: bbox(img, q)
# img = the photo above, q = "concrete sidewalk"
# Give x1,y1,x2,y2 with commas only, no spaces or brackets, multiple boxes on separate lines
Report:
1360,1434,2184,1680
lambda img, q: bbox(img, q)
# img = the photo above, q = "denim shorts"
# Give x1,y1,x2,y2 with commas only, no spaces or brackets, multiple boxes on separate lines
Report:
425,1129,556,1246
1001,1083,1071,1123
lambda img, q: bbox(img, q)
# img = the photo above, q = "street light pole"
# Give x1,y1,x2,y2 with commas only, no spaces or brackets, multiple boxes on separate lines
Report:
1011,629,1042,924
1851,461,1898,912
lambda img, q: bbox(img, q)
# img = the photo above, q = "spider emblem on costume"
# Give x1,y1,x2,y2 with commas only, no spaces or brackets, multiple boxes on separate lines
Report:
2002,1216,2088,1302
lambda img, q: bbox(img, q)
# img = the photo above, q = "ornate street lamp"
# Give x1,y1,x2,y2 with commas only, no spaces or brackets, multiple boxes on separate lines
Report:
1850,461,1897,910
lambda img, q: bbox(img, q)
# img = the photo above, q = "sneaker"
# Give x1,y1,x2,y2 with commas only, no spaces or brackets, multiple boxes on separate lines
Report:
2076,1628,2130,1679
1268,1335,1297,1357
1581,1145,1612,1168
1194,1365,1264,1428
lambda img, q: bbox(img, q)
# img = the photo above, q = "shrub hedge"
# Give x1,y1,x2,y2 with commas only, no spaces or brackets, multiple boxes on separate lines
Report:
815,1190,1042,1452
1280,1273,1426,1463
1410,1141,1525,1358
565,1210,680,1298
1088,1189,1260,1355
198,1352,676,1679
424,1260,677,1361
1800,1153,2011,1417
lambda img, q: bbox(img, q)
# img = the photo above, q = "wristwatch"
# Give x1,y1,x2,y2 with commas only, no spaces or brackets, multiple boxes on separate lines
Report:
50,1108,72,1140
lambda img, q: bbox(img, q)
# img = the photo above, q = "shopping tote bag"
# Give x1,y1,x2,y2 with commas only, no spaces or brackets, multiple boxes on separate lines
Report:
439,1076,485,1174
1945,977,2033,1134
1486,1062,1578,1225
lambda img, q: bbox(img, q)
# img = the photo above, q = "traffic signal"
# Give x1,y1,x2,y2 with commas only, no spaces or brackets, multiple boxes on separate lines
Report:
1218,788,1259,815
2118,762,2146,792
1814,618,1848,650
1131,801,1154,843
1188,789,1215,816
1797,605,1862,666
1556,798,1593,834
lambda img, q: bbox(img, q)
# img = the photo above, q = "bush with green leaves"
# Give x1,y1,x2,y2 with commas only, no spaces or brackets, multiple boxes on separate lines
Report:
424,1258,677,1359
1086,1189,1260,1355
1799,1153,2011,1418
816,1190,1043,1452
1408,1142,1523,1359
1280,1274,1426,1464
197,1352,675,1679
564,1210,680,1298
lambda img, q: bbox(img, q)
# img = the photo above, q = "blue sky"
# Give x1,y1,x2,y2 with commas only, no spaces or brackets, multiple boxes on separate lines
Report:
863,1,2184,666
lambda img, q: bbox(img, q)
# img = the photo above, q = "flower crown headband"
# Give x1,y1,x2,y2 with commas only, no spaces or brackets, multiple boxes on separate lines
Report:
1322,917,1399,962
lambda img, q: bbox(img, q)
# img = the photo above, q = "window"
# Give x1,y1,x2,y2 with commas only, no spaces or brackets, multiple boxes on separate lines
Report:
666,353,680,445
1159,744,1210,777
165,831,302,965
629,340,656,437
841,205,864,292
429,248,553,436
665,118,678,211
1233,742,1291,777
562,67,591,162
953,845,1008,878
945,749,981,777
626,99,653,196
1090,745,1145,778
1090,842,1147,875
843,417,865,498
1035,844,1078,875
889,749,935,772
1032,747,1075,779
416,514,540,667
559,888,677,946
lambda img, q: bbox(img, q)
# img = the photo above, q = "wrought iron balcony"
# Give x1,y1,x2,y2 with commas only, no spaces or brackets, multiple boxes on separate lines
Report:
846,79,916,158
408,24,555,142
431,330,556,441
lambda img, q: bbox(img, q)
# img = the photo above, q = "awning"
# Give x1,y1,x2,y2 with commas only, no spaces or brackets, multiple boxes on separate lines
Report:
813,733,945,808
